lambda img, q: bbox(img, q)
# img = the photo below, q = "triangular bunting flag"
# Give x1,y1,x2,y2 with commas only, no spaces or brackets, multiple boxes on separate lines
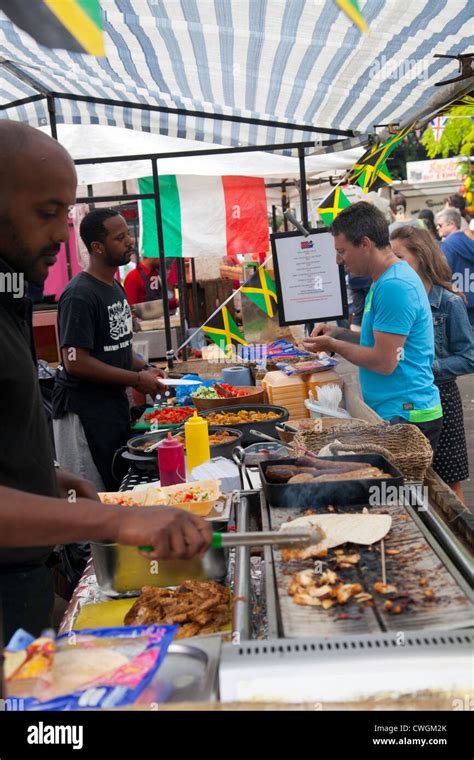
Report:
430,117,448,143
348,125,413,192
0,0,105,55
317,186,351,226
355,160,392,192
335,0,368,33
241,267,278,318
202,306,248,354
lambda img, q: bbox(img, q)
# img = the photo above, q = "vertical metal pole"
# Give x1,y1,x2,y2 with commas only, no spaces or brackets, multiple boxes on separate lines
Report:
48,103,73,285
151,158,174,369
298,146,309,229
87,185,95,210
64,237,73,281
176,258,188,361
271,204,278,233
190,258,199,328
281,182,288,231
47,93,58,140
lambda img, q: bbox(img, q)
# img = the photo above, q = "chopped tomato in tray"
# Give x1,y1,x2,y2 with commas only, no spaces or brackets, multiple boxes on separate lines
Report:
143,407,194,425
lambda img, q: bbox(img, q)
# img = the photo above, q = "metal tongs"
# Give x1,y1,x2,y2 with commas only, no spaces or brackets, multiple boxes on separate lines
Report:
211,528,323,549
140,527,323,553
232,445,253,489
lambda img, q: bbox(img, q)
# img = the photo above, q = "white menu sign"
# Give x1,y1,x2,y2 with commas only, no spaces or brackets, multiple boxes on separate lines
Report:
272,230,346,325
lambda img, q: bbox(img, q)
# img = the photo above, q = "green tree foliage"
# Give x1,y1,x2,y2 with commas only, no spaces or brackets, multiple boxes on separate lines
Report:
422,107,474,158
387,132,428,180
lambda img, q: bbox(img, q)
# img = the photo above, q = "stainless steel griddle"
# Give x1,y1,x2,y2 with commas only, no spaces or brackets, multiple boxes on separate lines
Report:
260,493,473,639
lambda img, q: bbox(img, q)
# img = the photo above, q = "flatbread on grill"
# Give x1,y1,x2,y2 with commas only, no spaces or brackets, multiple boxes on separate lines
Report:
279,513,392,556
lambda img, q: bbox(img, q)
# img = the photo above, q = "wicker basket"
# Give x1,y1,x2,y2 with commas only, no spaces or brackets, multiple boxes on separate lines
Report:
292,423,433,481
276,417,369,443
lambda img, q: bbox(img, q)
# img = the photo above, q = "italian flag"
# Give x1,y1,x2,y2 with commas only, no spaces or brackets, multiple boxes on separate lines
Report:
137,175,269,258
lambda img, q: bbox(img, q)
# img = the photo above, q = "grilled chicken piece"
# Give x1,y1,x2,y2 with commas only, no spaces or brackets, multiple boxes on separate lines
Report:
124,580,230,636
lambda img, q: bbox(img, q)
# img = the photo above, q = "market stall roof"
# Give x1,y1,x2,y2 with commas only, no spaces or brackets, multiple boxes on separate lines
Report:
43,124,365,184
0,0,472,153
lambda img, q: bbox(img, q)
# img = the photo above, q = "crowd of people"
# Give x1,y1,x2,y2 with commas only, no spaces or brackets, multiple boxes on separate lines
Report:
304,194,474,503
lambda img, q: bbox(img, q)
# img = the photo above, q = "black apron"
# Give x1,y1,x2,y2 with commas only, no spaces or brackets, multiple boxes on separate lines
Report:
138,265,162,302
53,377,131,491
78,395,131,490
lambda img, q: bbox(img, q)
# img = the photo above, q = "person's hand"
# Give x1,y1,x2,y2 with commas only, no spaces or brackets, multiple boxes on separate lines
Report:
310,323,333,338
149,367,166,392
302,334,335,353
301,323,336,353
115,505,213,560
56,468,101,502
135,369,160,396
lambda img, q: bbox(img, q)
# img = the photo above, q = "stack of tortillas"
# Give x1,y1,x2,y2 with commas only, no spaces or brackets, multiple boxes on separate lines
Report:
279,513,392,555
47,649,128,698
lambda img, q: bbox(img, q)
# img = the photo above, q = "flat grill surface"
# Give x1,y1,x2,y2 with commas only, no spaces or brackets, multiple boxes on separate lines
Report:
267,500,473,638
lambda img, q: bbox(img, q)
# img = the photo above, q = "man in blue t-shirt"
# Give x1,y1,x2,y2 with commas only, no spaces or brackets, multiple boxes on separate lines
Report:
303,202,443,452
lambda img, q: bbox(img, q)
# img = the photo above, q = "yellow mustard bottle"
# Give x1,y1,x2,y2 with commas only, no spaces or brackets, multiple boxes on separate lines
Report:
184,410,211,474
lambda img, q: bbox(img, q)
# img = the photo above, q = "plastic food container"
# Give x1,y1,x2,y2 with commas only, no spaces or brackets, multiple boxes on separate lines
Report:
143,479,222,517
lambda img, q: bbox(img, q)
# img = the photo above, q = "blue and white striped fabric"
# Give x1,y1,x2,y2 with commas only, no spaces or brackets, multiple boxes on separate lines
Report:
0,0,472,152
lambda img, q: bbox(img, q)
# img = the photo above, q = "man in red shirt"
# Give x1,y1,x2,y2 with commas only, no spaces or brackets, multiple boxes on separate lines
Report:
124,255,179,309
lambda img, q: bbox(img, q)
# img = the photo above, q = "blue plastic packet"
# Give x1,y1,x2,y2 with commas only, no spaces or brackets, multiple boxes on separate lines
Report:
6,628,35,652
9,624,178,711
175,374,213,403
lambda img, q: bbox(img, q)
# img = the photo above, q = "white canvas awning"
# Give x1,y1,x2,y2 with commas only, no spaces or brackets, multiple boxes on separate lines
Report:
1,0,471,153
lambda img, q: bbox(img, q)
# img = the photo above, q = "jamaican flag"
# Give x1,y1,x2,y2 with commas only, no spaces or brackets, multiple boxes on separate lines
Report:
317,186,351,227
202,306,248,354
348,125,414,193
335,0,368,33
241,267,278,318
0,0,104,56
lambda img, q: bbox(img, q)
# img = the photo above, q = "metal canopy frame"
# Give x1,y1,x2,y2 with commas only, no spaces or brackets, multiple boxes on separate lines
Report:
0,58,360,368
72,139,318,369
4,58,471,367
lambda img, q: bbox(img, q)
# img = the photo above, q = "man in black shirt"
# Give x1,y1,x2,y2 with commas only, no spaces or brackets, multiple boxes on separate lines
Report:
0,122,211,643
53,209,161,490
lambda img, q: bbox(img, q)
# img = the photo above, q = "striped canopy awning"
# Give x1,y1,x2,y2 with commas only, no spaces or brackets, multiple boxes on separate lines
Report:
0,0,472,153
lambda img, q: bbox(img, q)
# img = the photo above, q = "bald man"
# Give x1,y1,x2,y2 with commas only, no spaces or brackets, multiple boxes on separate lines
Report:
0,122,211,641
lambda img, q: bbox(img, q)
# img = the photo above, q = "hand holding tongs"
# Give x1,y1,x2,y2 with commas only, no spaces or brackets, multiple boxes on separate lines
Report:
140,527,323,553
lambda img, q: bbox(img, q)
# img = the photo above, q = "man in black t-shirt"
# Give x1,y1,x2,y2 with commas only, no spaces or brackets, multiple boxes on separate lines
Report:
53,209,162,490
0,125,211,643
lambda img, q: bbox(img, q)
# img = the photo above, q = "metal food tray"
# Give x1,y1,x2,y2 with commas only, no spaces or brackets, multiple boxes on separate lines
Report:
90,542,228,596
200,404,289,444
259,455,404,508
132,406,192,431
135,638,221,704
